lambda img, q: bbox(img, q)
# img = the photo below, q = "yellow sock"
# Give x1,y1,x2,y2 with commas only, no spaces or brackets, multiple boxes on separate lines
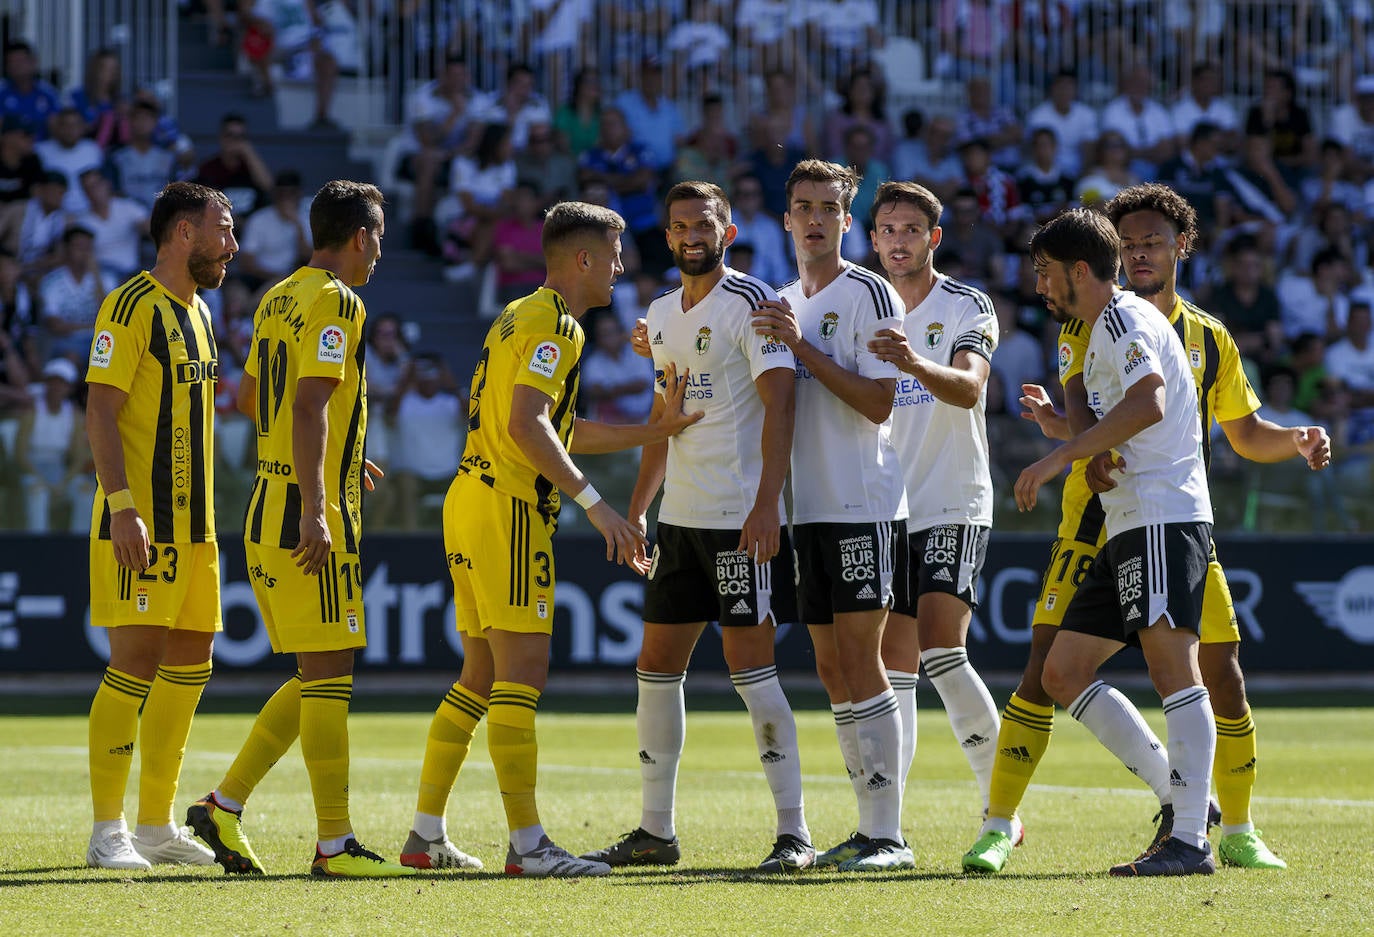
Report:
487,681,540,833
1213,709,1257,828
987,694,1054,822
89,668,153,823
417,682,488,817
300,675,353,841
221,674,302,806
136,661,212,826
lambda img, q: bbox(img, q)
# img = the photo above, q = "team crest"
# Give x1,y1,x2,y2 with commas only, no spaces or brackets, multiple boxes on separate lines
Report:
1189,341,1202,369
536,595,549,619
136,588,148,613
1085,351,1095,378
925,322,944,349
346,610,359,633
695,326,712,355
1045,588,1057,611
819,311,839,341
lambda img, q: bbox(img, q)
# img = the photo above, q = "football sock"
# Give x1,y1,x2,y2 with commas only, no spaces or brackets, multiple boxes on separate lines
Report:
921,647,999,809
1214,709,1257,835
220,673,301,807
488,681,542,839
887,669,918,794
853,689,903,843
636,670,686,840
1164,686,1215,850
89,668,152,823
135,822,176,845
731,665,809,842
831,702,869,835
986,694,1054,828
300,675,354,842
1069,680,1171,805
415,681,488,831
136,661,212,827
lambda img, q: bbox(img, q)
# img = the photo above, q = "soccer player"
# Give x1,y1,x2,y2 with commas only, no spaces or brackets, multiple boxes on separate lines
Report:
403,201,702,878
186,180,412,878
84,181,234,870
864,182,1009,841
584,180,813,872
1014,207,1217,876
748,161,911,871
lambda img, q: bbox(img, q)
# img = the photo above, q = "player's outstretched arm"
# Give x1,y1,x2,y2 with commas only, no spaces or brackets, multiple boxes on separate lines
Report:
869,328,989,410
87,383,150,571
740,367,794,562
292,376,337,575
1220,412,1332,470
569,362,703,453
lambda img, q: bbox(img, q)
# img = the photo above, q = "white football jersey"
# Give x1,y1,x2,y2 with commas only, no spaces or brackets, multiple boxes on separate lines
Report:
647,268,796,529
1083,290,1213,535
779,263,908,524
889,275,999,531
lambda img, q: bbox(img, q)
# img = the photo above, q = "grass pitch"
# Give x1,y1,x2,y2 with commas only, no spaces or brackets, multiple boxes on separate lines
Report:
1,693,1370,936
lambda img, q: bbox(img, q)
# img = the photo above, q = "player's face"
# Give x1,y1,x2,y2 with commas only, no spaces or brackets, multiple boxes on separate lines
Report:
666,198,730,277
587,229,624,306
871,201,939,281
186,202,237,290
1117,209,1180,299
358,215,384,285
1034,256,1077,323
785,179,850,264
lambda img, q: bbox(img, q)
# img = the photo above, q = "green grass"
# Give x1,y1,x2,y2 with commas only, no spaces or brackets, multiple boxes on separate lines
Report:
1,700,1370,935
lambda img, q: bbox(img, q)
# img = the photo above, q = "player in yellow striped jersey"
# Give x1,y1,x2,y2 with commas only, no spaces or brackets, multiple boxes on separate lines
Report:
186,181,411,878
964,183,1330,874
84,182,235,870
400,202,702,877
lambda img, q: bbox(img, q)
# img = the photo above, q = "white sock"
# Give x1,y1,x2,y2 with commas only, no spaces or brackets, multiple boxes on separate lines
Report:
510,823,546,855
135,822,175,845
1069,680,1171,805
732,665,809,843
412,811,445,842
921,647,999,810
853,689,903,843
886,669,918,795
636,669,686,839
831,702,870,835
318,833,352,855
92,817,126,836
1163,686,1216,850
211,789,244,813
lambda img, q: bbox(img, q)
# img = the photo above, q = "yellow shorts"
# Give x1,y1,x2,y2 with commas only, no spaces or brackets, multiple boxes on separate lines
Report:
444,473,556,636
90,540,222,631
1034,536,1241,644
244,541,367,653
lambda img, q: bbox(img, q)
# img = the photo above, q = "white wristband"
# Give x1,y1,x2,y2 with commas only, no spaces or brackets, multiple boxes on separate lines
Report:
573,483,602,510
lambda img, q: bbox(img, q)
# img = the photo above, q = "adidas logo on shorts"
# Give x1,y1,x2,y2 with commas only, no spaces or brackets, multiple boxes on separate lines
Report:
730,598,752,616
1126,604,1142,621
932,567,954,583
856,583,877,600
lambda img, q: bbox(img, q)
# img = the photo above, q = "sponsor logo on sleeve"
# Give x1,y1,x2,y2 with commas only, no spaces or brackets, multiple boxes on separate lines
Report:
90,330,114,368
1057,341,1073,380
528,341,561,378
1123,340,1149,374
317,326,346,363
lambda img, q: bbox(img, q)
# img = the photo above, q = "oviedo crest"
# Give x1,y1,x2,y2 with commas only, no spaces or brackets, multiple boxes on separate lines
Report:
925,322,944,349
819,311,839,341
695,325,712,355
1189,341,1202,369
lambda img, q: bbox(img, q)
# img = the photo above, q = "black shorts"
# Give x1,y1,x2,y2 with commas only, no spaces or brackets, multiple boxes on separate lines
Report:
892,523,990,616
642,523,797,627
1060,521,1211,647
795,520,908,624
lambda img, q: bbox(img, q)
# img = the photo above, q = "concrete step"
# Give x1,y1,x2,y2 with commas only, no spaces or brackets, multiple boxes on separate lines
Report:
177,70,277,136
177,14,238,73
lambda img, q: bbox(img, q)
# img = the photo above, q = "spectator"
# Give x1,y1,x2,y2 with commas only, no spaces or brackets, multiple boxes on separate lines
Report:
1253,363,1343,532
728,173,792,288
893,111,963,203
1325,299,1374,451
673,93,739,188
490,179,545,306
107,99,175,210
0,115,42,254
805,0,882,80
1303,139,1364,213
738,0,804,78
34,108,103,214
38,226,106,361
406,53,486,154
474,62,551,151
0,42,61,141
1331,75,1374,182
1017,127,1075,224
1024,69,1098,177
514,121,577,202
750,69,816,155
1289,332,1335,420
74,167,149,283
0,251,35,436
937,188,1004,290
744,110,805,218
439,121,516,279
988,290,1044,414
1289,202,1366,284
613,57,686,173
664,0,732,89
1200,234,1284,362
193,113,274,219
823,68,892,163
393,353,465,530
1155,122,1235,236
842,124,889,261
1171,61,1240,151
553,67,602,158
1099,63,1177,179
1224,132,1300,227
16,356,93,532
579,310,653,424
578,107,664,274
1244,68,1315,172
237,168,311,286
16,171,68,276
1277,246,1352,343
955,136,1021,235
362,312,410,497
240,0,341,128
65,48,124,149
955,73,1022,170
1074,131,1138,207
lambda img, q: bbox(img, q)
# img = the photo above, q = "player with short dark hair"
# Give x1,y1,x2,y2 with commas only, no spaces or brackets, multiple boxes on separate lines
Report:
84,181,235,870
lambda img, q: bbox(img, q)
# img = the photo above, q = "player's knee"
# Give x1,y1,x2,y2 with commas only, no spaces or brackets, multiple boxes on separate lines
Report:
1040,653,1090,708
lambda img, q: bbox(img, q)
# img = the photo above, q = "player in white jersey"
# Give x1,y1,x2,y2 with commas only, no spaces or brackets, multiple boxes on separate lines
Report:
1016,207,1217,876
864,181,1011,846
750,160,911,871
582,181,814,873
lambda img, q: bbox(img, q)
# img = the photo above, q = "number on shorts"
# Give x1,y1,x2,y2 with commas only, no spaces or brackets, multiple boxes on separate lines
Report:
136,545,179,584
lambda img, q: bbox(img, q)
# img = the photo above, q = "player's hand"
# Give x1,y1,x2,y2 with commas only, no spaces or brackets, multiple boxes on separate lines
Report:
1014,449,1069,512
109,509,151,571
1019,383,1070,441
363,458,385,491
630,318,652,359
1296,425,1332,470
868,327,918,373
586,500,651,573
293,512,332,575
1084,451,1125,493
751,298,802,348
738,501,781,562
654,362,704,435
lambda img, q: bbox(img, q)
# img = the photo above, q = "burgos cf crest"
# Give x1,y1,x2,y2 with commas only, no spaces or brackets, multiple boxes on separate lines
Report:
1295,566,1374,644
925,322,944,349
695,326,712,355
819,311,839,341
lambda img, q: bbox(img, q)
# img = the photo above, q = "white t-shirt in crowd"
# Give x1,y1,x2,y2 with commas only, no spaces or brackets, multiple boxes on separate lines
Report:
394,389,465,481
240,205,306,278
76,197,148,279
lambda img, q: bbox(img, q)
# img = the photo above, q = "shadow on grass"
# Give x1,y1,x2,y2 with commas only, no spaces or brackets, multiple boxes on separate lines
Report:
598,867,1091,885
0,868,306,886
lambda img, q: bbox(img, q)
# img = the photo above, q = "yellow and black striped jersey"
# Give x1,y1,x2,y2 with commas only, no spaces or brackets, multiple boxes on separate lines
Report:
86,271,219,543
459,287,584,521
243,267,368,552
1054,316,1107,546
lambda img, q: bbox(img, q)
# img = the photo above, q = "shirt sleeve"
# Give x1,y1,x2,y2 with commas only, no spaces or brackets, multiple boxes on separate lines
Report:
1058,320,1089,386
737,282,796,380
1210,325,1262,422
1110,320,1167,392
298,284,363,382
853,279,902,380
84,284,150,392
513,317,582,401
951,294,999,363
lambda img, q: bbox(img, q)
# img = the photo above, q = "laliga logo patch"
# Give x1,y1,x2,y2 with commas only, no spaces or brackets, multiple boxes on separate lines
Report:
528,341,560,378
317,326,346,363
90,330,115,368
819,311,839,341
695,326,712,355
1295,566,1374,644
925,322,944,349
1058,342,1073,379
